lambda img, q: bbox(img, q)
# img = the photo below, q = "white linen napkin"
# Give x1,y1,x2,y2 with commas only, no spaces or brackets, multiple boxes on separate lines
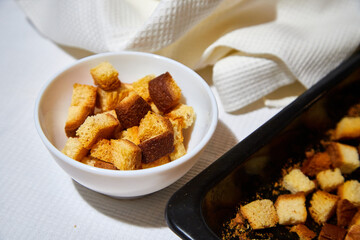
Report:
16,0,360,112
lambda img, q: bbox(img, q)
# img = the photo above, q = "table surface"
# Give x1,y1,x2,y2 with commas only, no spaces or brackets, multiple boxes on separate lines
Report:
0,1,306,239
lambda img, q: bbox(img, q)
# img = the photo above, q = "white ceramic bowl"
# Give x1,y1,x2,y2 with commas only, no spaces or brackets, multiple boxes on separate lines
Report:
34,51,218,198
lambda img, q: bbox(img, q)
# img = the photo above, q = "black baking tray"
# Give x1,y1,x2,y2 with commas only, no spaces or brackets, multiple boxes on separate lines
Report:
165,51,360,239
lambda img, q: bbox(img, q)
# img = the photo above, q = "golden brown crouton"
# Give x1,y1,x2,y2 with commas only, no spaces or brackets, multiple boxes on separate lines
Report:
169,142,186,161
115,126,140,145
240,199,278,230
301,151,332,177
70,83,97,107
337,199,358,228
138,111,173,142
166,104,196,129
76,110,119,149
334,117,360,140
274,192,307,225
90,62,121,91
65,106,93,137
62,137,89,161
65,84,97,137
96,84,132,112
115,92,151,129
141,155,171,169
345,224,360,240
111,139,141,170
90,139,112,163
132,74,156,102
168,118,184,144
283,169,316,195
316,168,344,192
327,142,360,174
338,180,360,207
148,72,181,113
309,190,339,224
290,224,316,240
318,223,346,240
139,131,174,164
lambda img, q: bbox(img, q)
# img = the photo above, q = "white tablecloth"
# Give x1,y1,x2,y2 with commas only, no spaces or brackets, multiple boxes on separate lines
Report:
0,0,306,239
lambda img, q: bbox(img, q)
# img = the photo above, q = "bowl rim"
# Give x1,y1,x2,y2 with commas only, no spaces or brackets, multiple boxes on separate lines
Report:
34,51,218,177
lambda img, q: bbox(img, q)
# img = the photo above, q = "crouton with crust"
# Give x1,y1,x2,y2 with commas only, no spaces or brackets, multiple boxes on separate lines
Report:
240,199,278,230
90,62,121,91
62,137,89,161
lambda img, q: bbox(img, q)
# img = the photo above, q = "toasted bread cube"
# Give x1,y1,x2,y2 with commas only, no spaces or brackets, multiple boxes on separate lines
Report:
81,156,117,170
334,117,360,140
168,118,184,144
139,131,174,164
316,168,344,192
283,169,316,195
337,199,358,228
166,104,195,129
116,126,140,145
93,160,117,170
169,142,186,161
70,83,97,107
301,152,332,177
327,142,360,174
111,139,141,170
290,224,316,240
319,223,347,240
76,110,119,149
90,139,112,163
90,62,121,91
80,156,97,167
62,137,88,161
149,72,181,113
65,106,94,137
240,199,278,230
141,155,171,169
96,84,132,112
346,224,360,240
350,210,360,227
138,111,173,142
309,190,338,224
132,74,156,102
115,92,151,129
338,180,360,207
274,192,307,225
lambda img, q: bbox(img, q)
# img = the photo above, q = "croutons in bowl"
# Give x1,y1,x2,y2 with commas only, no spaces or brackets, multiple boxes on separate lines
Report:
34,51,218,198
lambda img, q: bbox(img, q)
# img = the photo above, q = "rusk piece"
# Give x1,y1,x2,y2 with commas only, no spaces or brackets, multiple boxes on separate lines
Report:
309,190,338,224
65,106,93,137
166,104,195,129
96,84,132,112
327,142,360,174
116,126,140,145
70,83,97,107
316,168,344,192
319,223,347,240
90,139,112,163
90,62,121,91
138,111,173,142
274,192,307,225
139,131,174,164
115,92,151,129
334,117,360,140
141,155,171,169
290,224,316,240
240,199,278,230
149,72,181,113
62,137,88,161
283,169,316,195
132,74,155,102
301,152,332,177
76,110,119,149
111,139,141,170
336,199,358,228
338,180,360,207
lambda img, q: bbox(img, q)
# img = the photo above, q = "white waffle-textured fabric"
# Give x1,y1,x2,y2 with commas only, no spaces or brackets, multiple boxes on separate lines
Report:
16,0,360,112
